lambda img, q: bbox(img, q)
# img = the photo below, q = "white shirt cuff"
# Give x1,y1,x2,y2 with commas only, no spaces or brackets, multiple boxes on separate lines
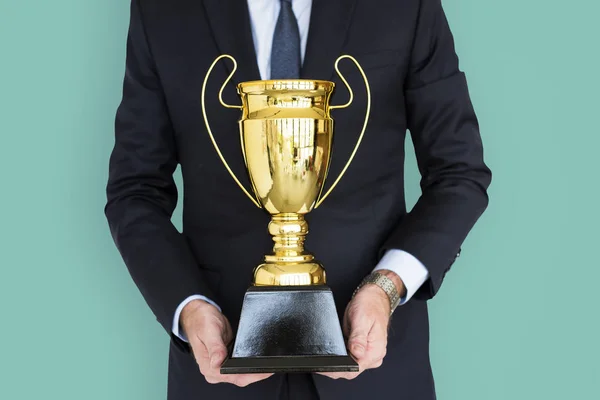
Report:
373,249,429,305
172,295,222,342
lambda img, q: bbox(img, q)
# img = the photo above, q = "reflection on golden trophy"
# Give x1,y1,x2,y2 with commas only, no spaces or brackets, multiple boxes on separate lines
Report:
201,55,370,373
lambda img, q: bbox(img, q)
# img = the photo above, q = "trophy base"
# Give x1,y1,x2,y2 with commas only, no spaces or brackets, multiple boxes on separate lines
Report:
221,355,357,374
221,286,358,374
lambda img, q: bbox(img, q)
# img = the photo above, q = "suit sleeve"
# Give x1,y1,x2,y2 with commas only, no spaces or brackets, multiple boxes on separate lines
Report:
380,0,492,300
105,0,215,341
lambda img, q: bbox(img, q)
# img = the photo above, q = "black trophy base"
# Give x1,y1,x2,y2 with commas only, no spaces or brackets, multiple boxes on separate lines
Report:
221,355,357,374
221,286,358,374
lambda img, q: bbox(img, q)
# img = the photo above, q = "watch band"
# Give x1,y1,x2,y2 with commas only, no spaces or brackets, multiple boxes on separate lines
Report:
353,272,401,315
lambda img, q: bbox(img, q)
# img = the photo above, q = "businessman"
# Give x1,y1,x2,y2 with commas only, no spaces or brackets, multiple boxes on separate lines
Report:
106,0,491,398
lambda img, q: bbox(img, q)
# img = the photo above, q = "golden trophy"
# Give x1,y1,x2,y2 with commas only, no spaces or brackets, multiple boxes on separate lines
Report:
201,55,370,373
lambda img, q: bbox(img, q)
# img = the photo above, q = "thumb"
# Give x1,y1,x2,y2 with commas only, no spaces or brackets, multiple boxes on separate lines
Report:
205,338,228,369
347,317,370,360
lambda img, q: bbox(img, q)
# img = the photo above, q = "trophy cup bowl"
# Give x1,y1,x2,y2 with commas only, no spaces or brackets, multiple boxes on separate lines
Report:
201,55,371,373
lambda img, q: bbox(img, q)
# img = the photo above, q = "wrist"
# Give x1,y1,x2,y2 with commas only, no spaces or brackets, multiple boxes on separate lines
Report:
375,269,406,298
354,270,405,315
356,284,391,313
181,299,219,329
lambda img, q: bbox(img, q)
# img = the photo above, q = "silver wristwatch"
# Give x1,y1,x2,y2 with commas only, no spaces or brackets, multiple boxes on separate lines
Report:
353,272,402,315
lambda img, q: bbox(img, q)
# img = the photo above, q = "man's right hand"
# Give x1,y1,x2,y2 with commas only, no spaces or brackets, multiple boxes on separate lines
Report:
180,299,273,387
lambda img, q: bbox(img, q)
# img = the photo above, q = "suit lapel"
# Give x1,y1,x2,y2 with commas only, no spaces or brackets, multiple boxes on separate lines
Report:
202,0,261,84
301,0,357,80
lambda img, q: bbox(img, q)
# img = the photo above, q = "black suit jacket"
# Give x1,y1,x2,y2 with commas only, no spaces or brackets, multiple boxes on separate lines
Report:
106,0,491,398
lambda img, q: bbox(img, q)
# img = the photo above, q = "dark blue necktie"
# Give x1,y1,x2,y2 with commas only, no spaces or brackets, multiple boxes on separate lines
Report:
270,0,301,79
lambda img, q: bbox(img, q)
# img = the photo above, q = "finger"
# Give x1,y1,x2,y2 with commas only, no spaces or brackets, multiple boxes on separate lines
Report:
204,373,273,386
371,358,383,368
191,339,211,372
202,336,229,370
366,341,387,365
317,371,361,380
209,347,228,370
230,373,274,387
221,317,234,346
191,339,225,381
347,316,371,361
360,346,385,370
317,372,341,379
363,323,387,366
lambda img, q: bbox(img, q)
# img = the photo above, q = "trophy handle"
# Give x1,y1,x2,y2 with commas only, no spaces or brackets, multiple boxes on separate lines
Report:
201,54,261,208
315,55,371,209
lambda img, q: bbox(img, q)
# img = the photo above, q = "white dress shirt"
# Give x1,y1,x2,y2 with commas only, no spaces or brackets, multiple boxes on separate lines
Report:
172,0,429,341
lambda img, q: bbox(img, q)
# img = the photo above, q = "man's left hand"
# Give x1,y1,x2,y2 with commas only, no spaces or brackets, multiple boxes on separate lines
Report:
319,270,404,380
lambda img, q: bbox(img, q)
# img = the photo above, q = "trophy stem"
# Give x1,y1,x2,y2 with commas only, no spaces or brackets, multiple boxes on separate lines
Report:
267,213,312,262
253,213,326,286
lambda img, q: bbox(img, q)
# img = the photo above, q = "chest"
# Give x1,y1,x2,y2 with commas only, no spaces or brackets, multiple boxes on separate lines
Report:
144,1,415,195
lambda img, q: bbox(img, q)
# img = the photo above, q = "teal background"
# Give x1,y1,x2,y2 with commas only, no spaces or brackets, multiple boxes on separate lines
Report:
1,0,598,399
